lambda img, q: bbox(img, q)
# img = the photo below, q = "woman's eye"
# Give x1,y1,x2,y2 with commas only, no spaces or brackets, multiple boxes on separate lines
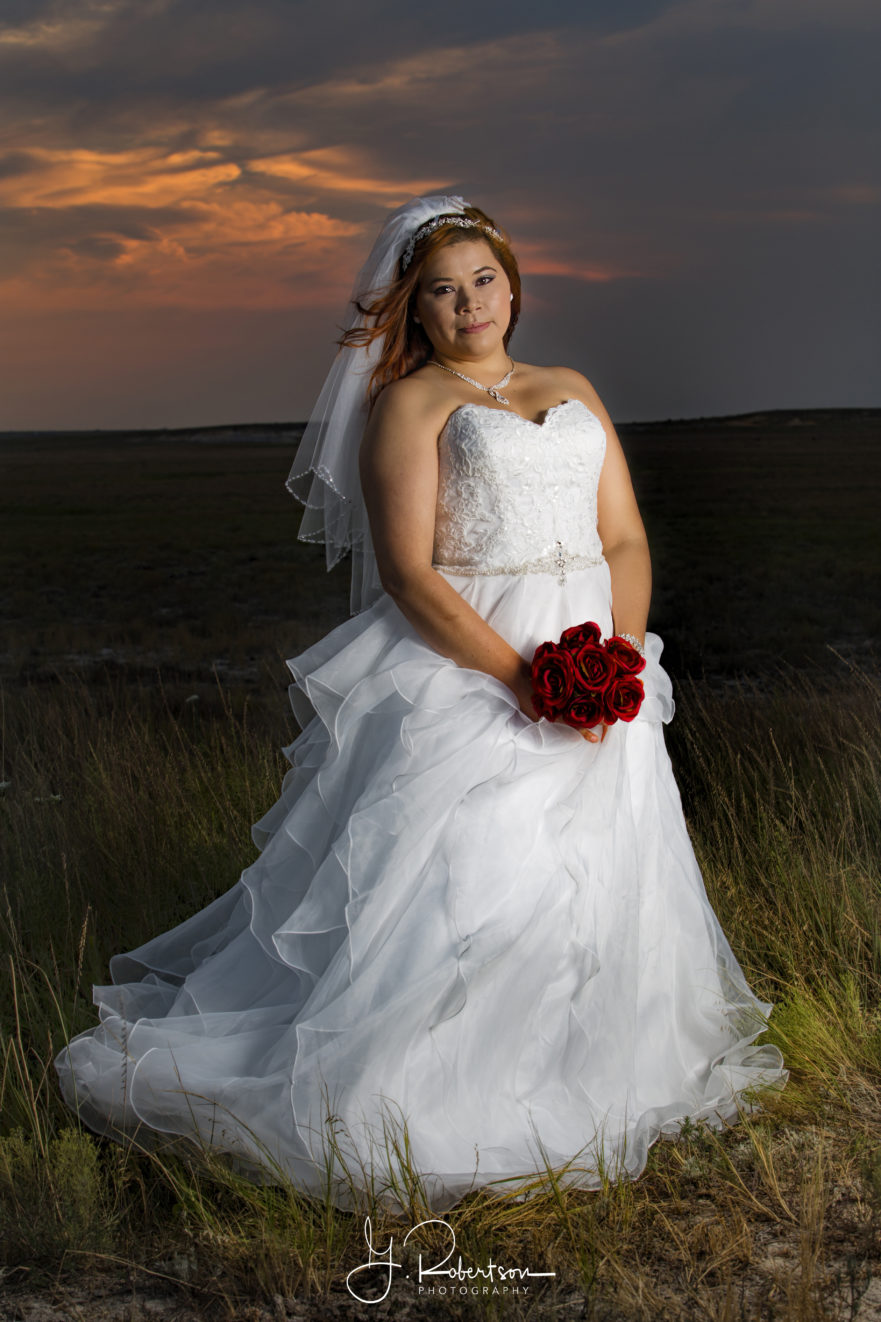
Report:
476,275,494,286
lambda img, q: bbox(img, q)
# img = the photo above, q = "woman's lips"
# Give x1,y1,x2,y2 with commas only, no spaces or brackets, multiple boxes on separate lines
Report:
460,321,490,334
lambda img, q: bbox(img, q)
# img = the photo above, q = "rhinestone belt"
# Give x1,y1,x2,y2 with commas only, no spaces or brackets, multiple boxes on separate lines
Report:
433,541,605,586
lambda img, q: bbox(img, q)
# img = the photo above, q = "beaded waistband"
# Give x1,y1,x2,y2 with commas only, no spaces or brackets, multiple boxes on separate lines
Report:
433,542,605,587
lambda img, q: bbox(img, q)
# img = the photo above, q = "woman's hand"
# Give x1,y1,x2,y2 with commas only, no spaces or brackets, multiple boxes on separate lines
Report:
513,667,606,743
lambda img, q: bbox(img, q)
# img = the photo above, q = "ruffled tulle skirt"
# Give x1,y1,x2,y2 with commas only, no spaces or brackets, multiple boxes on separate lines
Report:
54,561,786,1211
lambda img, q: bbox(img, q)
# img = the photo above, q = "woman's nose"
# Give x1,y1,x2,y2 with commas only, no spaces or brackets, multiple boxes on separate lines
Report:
457,288,478,313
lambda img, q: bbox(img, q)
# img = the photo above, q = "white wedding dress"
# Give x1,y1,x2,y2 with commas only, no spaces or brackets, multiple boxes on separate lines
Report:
55,398,786,1212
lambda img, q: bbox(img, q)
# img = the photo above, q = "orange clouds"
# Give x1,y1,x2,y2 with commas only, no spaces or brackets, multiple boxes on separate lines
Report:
519,253,651,283
0,24,653,324
513,236,663,285
0,142,453,313
0,127,657,319
0,146,241,209
248,146,448,203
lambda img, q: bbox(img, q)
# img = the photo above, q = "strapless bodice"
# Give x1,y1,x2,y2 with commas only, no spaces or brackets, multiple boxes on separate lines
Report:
432,398,607,582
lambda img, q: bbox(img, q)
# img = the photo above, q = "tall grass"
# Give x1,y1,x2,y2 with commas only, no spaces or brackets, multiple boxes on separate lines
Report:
666,663,881,1112
1,663,879,1319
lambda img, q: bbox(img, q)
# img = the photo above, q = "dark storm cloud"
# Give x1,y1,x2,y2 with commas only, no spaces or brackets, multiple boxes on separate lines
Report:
0,0,677,113
0,149,45,180
65,232,129,260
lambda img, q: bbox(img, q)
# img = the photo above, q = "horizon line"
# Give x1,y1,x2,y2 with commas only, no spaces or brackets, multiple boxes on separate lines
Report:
2,403,880,442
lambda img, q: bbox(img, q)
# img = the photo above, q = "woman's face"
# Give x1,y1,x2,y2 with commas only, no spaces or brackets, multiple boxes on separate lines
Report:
413,237,512,361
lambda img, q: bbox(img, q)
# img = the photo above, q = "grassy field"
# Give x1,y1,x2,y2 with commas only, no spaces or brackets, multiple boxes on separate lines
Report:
1,410,880,1318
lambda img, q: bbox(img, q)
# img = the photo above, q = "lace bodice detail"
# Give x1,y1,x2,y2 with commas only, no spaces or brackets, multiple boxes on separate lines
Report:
432,399,607,579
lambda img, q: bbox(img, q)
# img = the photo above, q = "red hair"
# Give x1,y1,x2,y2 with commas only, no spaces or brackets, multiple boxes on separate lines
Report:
338,205,521,407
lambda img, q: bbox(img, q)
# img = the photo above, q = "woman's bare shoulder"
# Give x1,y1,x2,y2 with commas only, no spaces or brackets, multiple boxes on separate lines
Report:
365,368,453,440
543,365,603,402
514,362,603,404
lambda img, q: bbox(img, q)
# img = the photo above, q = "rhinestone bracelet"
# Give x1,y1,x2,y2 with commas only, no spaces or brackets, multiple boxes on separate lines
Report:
616,632,646,658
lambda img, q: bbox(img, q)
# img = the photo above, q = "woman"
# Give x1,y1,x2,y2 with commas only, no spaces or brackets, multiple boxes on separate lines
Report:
55,194,786,1213
356,212,649,742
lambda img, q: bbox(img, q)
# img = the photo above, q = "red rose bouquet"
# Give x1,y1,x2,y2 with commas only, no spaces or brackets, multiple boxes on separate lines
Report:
530,621,646,730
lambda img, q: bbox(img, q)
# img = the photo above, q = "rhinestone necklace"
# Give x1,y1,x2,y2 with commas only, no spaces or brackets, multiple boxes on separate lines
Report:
428,356,515,405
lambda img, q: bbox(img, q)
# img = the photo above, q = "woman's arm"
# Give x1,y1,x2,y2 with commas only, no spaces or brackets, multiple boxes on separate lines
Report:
359,380,547,724
565,372,652,647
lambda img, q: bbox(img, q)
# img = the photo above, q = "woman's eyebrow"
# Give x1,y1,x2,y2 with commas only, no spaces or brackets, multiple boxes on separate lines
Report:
429,265,497,282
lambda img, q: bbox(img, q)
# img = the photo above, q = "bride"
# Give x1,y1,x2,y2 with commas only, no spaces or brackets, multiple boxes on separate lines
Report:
55,194,786,1213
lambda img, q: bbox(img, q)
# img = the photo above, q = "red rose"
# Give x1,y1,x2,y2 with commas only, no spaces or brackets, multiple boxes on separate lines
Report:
530,642,577,720
603,675,645,724
604,636,647,676
564,688,606,730
573,641,617,694
559,620,602,649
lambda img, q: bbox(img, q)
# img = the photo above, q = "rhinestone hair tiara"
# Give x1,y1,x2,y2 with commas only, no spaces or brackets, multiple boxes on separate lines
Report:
400,216,504,272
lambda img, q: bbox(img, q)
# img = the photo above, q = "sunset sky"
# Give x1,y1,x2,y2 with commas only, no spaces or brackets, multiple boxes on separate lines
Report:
1,0,878,429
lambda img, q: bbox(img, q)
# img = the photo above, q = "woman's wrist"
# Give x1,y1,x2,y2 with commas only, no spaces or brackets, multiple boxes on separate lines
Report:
615,631,646,658
513,663,541,720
